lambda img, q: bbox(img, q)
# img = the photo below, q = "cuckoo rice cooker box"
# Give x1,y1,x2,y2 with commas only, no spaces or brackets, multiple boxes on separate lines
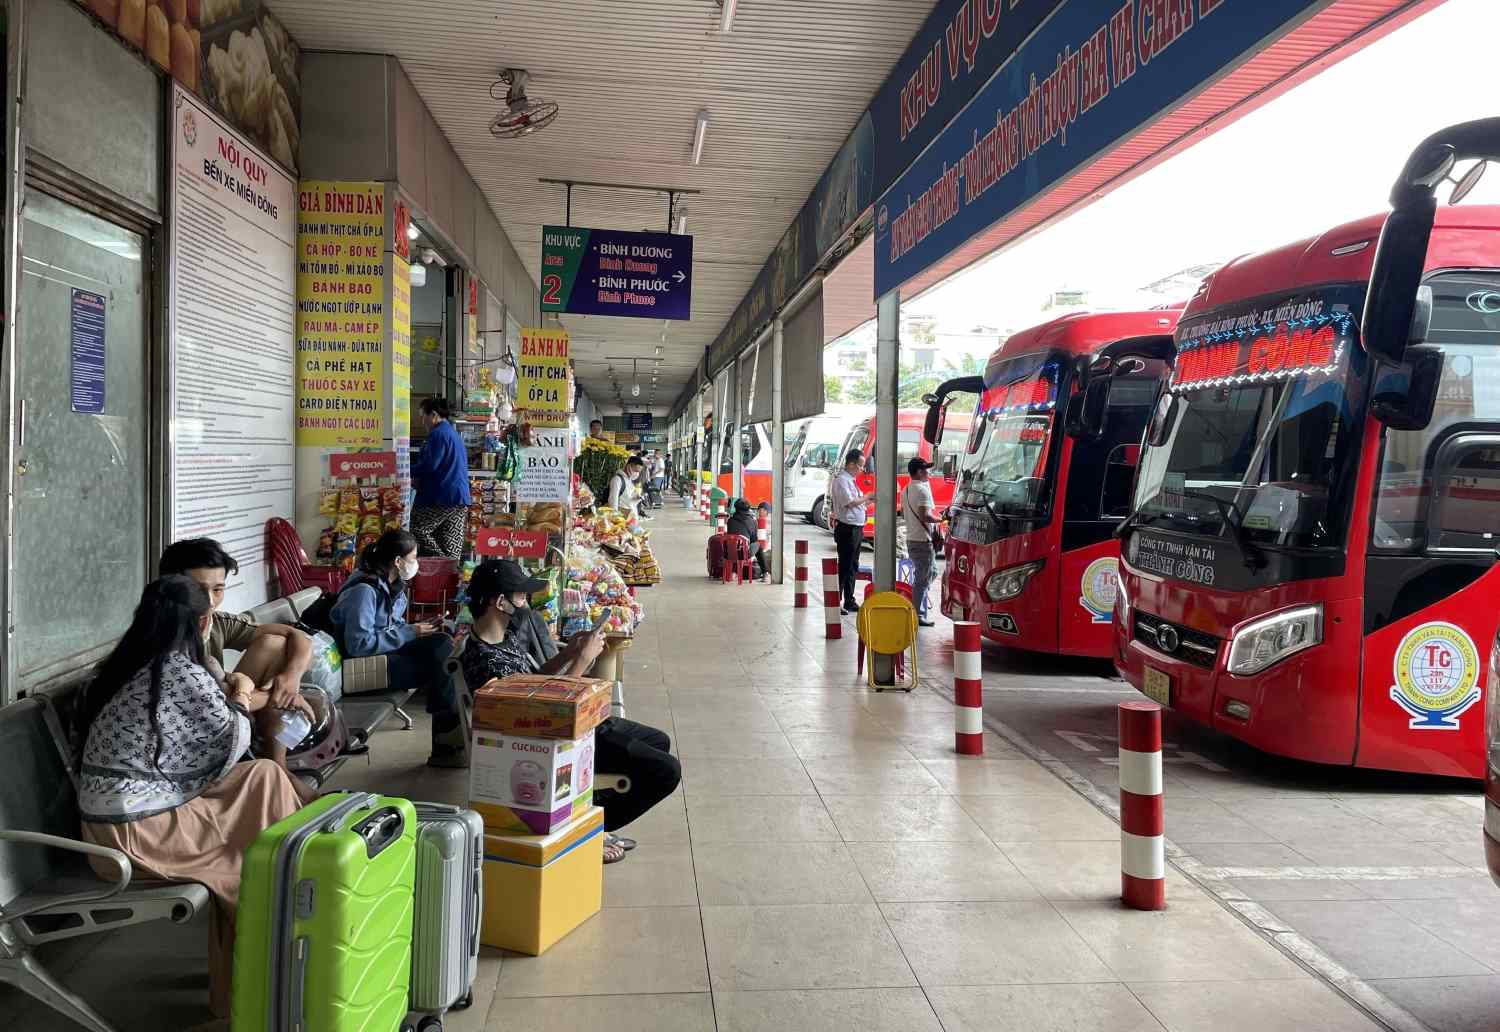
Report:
470,730,596,835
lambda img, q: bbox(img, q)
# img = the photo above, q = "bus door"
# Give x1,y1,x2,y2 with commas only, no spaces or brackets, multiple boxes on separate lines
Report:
1058,359,1168,652
1360,272,1500,777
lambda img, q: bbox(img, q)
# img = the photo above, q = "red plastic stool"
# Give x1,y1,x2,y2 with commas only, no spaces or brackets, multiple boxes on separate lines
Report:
857,581,913,678
723,535,757,585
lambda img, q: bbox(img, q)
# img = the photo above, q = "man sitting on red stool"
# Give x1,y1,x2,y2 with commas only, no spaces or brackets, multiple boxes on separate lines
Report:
726,499,770,580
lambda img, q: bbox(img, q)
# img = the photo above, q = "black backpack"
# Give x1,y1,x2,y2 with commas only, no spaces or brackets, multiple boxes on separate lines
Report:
296,590,339,638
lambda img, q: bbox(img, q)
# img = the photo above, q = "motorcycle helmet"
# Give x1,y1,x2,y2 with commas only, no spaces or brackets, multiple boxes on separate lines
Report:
281,687,348,773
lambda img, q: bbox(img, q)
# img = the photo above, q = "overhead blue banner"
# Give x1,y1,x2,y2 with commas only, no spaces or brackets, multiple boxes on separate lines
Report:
870,0,1066,195
874,0,1324,298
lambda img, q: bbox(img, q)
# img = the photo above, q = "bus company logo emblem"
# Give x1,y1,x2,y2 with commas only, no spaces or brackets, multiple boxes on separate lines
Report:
957,555,970,575
1390,622,1482,730
876,205,889,233
1079,557,1119,624
1466,290,1500,314
182,109,197,147
1155,623,1180,655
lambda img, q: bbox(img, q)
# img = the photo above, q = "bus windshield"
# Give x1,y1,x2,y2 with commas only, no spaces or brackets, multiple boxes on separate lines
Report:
1133,292,1366,551
956,359,1060,517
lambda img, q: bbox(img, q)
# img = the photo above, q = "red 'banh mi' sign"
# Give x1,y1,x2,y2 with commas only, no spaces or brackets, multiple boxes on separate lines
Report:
330,452,397,478
474,527,549,558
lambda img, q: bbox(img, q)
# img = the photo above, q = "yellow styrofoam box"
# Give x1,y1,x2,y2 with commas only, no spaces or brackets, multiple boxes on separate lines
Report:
480,806,604,956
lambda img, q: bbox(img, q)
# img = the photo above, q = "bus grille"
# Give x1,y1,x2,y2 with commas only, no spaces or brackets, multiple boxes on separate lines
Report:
1134,612,1220,669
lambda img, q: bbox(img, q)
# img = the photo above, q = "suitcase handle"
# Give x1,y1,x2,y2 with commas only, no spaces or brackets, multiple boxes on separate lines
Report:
351,806,406,858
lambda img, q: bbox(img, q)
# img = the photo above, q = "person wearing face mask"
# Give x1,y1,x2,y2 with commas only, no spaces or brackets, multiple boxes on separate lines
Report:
330,529,464,767
75,575,309,1021
461,561,681,863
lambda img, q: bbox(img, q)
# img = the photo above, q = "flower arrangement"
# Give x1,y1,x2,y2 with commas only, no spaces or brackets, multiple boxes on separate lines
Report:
573,436,629,501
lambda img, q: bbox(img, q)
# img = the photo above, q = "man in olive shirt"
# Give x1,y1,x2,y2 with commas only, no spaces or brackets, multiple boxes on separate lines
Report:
160,538,312,713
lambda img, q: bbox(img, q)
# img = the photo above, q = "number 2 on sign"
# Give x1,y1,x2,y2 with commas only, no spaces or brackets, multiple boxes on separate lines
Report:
542,274,562,306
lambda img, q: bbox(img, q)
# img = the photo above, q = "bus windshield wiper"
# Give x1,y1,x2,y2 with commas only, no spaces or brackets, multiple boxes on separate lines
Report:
1113,509,1177,539
1181,489,1266,569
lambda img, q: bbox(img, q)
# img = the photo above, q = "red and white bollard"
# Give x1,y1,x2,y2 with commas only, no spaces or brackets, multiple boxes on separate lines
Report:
1119,700,1166,911
953,621,983,755
716,514,727,535
793,539,809,608
821,557,842,640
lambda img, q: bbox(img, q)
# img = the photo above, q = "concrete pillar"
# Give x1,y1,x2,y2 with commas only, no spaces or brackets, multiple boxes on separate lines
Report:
730,358,743,501
874,289,901,592
771,316,786,585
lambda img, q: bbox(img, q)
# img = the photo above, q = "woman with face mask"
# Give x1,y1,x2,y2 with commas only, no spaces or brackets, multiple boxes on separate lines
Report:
330,529,463,767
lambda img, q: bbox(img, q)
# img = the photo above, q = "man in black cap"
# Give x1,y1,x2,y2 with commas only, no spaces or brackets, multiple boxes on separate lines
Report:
461,559,681,863
903,456,942,627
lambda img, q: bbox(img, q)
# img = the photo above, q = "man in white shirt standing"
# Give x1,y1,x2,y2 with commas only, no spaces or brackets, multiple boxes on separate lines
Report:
829,449,876,614
609,455,647,517
903,457,942,627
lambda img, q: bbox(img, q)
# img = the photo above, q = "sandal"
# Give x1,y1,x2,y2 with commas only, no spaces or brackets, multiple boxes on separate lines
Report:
606,833,637,852
603,839,627,864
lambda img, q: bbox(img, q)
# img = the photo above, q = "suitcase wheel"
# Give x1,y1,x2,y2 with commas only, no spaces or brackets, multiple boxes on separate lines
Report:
453,989,475,1011
417,1018,443,1032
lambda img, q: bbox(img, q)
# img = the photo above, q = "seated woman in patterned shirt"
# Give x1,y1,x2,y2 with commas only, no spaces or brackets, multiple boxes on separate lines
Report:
461,560,681,864
75,576,311,1025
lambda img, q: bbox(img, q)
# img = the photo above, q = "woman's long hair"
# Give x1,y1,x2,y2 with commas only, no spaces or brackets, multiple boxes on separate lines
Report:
357,529,418,596
76,576,212,771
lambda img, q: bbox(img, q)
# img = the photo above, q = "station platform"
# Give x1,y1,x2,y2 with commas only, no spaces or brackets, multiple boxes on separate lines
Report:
3,503,1419,1031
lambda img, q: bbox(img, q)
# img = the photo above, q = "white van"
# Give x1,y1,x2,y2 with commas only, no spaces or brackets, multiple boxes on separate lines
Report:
783,406,867,525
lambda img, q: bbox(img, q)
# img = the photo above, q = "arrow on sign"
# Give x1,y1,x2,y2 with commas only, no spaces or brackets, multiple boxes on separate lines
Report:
674,271,686,283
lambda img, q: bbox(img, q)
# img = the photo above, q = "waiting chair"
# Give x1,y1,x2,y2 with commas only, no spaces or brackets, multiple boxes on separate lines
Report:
265,517,347,597
722,535,757,585
0,696,209,1032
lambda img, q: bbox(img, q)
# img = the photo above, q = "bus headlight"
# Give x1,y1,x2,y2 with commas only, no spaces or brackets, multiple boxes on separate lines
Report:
1114,572,1132,626
985,561,1043,602
1227,605,1322,676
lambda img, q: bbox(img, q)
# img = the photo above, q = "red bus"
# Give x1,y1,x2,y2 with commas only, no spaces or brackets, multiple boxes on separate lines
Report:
834,410,972,542
1118,121,1500,779
924,311,1177,657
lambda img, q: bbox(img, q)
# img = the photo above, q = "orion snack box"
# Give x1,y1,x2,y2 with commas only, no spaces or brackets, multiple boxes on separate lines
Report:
470,730,595,835
472,675,612,741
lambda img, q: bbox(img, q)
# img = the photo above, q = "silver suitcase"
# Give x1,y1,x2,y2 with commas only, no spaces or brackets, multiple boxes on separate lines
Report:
408,802,484,1025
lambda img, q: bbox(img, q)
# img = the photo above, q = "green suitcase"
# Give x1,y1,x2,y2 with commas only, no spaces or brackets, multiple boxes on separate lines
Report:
232,792,417,1032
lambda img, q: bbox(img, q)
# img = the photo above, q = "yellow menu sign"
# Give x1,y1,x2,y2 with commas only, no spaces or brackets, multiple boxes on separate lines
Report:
296,180,386,446
518,327,572,428
392,259,411,445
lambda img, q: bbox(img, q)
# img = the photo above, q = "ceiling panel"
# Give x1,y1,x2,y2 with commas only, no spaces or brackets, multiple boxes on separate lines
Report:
265,0,928,413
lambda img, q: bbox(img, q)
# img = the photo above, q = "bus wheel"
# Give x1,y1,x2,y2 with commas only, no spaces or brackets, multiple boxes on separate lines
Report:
809,497,826,528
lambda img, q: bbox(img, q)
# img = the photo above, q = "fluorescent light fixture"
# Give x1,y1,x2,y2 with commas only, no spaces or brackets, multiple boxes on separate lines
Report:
719,0,737,33
406,223,420,241
675,212,688,235
692,109,710,166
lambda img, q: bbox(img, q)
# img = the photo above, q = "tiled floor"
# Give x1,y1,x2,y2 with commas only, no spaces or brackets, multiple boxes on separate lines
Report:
5,504,1393,1031
429,507,1385,1032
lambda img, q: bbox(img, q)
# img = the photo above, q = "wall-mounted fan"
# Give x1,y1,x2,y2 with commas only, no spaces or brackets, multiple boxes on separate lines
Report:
489,69,559,139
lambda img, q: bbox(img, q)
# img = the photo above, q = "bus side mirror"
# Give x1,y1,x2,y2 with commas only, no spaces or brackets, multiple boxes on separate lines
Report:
1371,344,1443,432
924,401,946,447
1066,378,1111,440
1145,392,1176,448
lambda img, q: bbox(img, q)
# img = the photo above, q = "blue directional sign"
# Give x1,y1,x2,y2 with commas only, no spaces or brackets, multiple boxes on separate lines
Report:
541,225,694,321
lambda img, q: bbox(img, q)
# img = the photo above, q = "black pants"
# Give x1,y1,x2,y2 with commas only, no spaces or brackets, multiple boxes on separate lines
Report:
383,633,458,717
594,718,681,833
834,521,863,610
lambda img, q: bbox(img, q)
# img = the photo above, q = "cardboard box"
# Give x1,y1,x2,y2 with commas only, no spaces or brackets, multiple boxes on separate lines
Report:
472,675,612,740
470,730,595,835
480,806,604,955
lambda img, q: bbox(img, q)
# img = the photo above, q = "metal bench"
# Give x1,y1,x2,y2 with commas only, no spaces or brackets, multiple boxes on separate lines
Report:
0,695,210,1032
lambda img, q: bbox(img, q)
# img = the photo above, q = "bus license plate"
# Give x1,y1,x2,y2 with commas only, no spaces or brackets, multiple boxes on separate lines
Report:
1143,666,1172,707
